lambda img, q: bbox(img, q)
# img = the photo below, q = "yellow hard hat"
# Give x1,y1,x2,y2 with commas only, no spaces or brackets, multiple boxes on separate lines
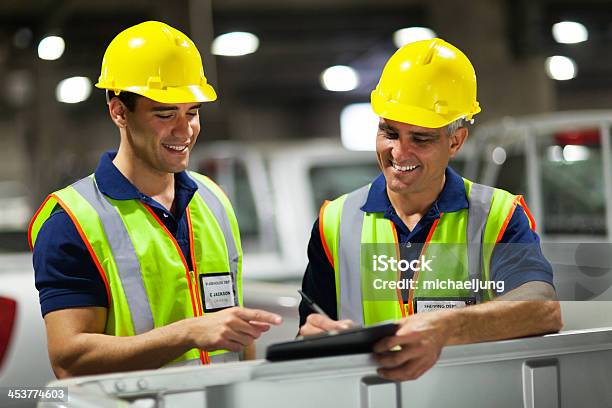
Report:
370,38,480,128
95,21,217,104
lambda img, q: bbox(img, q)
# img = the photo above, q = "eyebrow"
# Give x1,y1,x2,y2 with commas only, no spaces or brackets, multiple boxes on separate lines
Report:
151,104,202,112
411,131,438,138
378,123,438,138
378,123,398,133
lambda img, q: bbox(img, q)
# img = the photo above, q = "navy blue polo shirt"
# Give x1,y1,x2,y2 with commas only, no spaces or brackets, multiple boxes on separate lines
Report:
33,151,198,317
299,167,554,325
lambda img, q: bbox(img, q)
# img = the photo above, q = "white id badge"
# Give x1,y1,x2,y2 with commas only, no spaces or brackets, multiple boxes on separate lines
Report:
414,298,476,314
199,273,236,312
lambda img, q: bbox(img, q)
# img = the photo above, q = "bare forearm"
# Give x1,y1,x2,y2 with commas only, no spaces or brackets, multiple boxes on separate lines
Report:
373,282,562,382
53,319,193,378
48,306,281,378
444,299,562,345
373,297,562,382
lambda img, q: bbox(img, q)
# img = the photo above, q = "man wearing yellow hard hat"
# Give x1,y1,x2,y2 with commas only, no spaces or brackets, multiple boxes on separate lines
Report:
29,21,281,378
298,38,561,381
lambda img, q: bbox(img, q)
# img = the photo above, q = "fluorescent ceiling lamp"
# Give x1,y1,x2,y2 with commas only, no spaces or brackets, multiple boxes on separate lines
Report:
340,103,378,151
563,145,589,162
211,32,259,56
552,21,588,44
393,27,437,48
491,146,507,165
56,76,92,104
38,35,65,60
320,65,359,92
545,56,577,81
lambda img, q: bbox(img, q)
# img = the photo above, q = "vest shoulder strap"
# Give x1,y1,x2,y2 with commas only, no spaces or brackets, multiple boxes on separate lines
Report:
188,172,237,221
483,185,523,244
187,171,243,308
464,179,495,303
320,185,369,324
319,192,348,268
465,179,526,300
187,170,242,267
27,176,94,249
34,176,155,336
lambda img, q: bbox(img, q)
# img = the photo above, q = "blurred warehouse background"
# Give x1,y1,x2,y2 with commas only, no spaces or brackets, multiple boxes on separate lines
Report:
2,1,612,386
0,0,611,249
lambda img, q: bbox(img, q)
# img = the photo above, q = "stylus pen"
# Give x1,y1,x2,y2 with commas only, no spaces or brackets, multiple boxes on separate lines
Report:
298,289,332,319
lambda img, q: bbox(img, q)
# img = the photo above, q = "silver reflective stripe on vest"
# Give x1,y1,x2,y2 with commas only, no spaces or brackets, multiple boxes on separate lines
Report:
71,177,154,334
466,182,494,303
337,186,370,325
167,358,201,368
189,174,239,300
209,352,240,363
166,352,240,367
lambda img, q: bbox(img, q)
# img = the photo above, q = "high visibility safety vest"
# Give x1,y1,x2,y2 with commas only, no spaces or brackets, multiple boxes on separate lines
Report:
319,178,536,326
28,172,243,366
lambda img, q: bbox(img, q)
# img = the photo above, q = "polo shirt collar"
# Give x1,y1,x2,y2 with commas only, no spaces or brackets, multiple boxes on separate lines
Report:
360,166,468,214
94,151,198,200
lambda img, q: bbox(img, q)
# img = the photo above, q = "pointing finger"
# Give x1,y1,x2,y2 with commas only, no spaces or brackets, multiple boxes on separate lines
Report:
236,308,282,325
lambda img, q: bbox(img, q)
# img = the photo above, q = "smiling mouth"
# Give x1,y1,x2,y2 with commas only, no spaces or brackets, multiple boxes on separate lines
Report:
162,143,189,153
391,161,420,172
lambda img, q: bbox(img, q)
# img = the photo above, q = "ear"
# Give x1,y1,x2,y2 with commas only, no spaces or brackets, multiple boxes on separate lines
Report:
448,127,468,158
108,97,128,129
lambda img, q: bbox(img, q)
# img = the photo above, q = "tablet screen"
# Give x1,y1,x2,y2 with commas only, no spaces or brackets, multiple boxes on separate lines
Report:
266,322,399,362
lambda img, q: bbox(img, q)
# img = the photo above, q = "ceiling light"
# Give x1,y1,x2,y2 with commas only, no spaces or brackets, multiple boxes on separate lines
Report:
563,145,589,162
320,65,359,92
393,27,437,48
340,103,378,151
491,147,507,165
545,56,577,81
211,32,259,56
552,21,588,44
56,76,92,104
38,35,65,60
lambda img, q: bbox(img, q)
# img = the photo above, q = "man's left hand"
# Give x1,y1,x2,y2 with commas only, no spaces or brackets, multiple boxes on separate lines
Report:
373,312,452,381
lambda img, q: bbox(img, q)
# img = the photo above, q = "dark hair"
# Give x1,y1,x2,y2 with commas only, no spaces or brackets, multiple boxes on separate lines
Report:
107,90,141,111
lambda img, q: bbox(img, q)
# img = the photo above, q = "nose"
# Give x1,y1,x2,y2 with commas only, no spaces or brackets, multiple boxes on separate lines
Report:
173,114,195,139
391,137,412,161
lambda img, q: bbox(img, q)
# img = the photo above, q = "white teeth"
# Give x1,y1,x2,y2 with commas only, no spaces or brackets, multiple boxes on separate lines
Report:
163,144,187,152
392,162,418,172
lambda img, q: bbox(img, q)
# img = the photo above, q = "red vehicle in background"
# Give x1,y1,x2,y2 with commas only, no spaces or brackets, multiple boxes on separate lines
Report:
0,296,17,371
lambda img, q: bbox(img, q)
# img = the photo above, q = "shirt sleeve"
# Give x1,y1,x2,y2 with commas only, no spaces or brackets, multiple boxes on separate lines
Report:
490,204,555,295
33,208,109,317
299,218,338,326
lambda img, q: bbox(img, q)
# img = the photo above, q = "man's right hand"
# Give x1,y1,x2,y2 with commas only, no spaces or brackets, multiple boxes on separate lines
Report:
188,307,282,352
298,313,354,336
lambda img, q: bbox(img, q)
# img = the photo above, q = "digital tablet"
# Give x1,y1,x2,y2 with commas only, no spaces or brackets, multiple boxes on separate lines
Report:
266,322,399,362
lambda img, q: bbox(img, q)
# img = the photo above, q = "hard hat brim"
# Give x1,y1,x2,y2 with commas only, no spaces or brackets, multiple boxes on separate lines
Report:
95,83,218,104
371,91,480,128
